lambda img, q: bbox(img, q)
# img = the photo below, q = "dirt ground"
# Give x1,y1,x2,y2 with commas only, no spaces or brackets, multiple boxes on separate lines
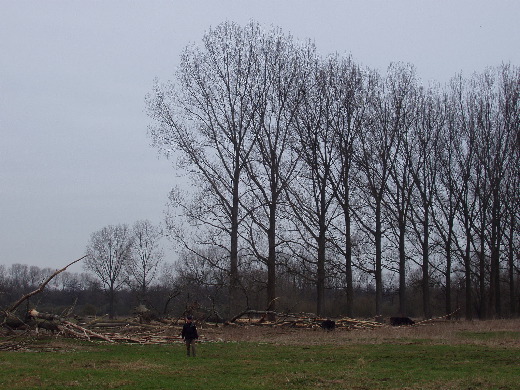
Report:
196,319,520,347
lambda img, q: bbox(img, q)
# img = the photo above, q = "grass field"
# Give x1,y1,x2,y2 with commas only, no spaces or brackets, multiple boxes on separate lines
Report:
1,319,519,389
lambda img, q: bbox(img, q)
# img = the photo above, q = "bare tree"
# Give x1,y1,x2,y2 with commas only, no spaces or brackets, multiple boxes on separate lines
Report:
384,113,415,317
441,66,519,319
504,168,519,316
449,74,480,320
354,64,414,316
147,21,265,315
84,224,132,318
8,264,31,291
286,53,341,316
240,27,306,312
378,66,421,318
327,54,367,317
480,65,519,318
432,90,463,317
408,83,443,319
502,65,520,316
127,220,164,304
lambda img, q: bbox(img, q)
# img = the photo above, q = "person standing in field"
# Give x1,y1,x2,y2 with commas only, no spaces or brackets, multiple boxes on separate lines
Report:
181,315,198,357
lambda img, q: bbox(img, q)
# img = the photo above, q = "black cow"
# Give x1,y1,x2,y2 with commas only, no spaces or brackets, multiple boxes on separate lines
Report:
321,319,336,330
390,316,415,326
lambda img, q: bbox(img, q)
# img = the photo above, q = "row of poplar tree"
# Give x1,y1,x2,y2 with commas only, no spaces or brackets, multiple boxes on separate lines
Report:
146,21,519,320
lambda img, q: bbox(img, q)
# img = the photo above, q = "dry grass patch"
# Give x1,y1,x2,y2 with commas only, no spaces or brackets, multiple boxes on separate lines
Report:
199,318,520,346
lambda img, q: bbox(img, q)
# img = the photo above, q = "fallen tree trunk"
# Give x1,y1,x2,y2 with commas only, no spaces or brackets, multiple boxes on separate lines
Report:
28,309,114,342
62,320,114,342
229,310,278,323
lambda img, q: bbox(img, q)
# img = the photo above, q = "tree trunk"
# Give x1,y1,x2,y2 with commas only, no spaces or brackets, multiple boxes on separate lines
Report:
229,164,241,316
490,195,501,317
267,200,277,312
479,222,487,319
464,231,473,320
108,285,115,320
344,206,354,318
422,206,431,319
507,212,516,316
375,198,383,316
398,214,407,316
445,222,453,317
316,195,327,316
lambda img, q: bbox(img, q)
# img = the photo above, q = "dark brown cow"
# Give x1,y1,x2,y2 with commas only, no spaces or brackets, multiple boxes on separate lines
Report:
321,319,336,330
390,316,415,326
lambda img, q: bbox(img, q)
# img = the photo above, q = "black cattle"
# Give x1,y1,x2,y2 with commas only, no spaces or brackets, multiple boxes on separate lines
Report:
390,316,415,326
321,319,336,331
37,321,60,334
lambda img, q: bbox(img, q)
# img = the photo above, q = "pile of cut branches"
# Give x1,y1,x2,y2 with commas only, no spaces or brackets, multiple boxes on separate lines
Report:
227,309,385,330
0,257,181,345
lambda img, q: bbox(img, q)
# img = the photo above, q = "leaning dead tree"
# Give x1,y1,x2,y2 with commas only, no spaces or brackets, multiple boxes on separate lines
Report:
1,255,181,345
0,256,128,345
1,256,87,331
3,255,87,315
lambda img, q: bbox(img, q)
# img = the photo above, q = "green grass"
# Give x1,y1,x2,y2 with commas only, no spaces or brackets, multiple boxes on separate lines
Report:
457,330,520,341
1,338,519,389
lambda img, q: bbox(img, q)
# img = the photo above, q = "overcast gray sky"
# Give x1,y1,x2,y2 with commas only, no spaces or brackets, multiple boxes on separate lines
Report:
1,1,519,272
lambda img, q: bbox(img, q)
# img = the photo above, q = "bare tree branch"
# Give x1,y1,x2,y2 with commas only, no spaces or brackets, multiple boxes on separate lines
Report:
5,255,88,313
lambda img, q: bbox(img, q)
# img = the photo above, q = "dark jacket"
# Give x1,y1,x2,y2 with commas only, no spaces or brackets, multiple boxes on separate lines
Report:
181,322,198,340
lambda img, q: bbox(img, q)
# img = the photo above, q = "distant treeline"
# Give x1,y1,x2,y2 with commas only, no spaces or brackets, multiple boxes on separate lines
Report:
0,261,496,320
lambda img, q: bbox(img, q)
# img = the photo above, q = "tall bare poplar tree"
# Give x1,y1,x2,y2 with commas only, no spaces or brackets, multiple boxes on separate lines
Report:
449,74,479,320
285,52,340,316
498,65,520,316
241,28,306,311
382,65,419,317
409,83,443,320
355,64,414,316
327,54,367,317
432,91,462,318
480,65,519,318
147,21,263,314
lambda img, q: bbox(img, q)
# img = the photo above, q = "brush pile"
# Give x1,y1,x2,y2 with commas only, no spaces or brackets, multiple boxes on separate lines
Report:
228,310,385,330
1,308,388,348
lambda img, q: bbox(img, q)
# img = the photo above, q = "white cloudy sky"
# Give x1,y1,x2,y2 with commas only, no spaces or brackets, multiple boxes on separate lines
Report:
1,1,519,272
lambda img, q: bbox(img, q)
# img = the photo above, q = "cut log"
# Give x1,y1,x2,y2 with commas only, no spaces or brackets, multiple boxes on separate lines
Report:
27,309,114,342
